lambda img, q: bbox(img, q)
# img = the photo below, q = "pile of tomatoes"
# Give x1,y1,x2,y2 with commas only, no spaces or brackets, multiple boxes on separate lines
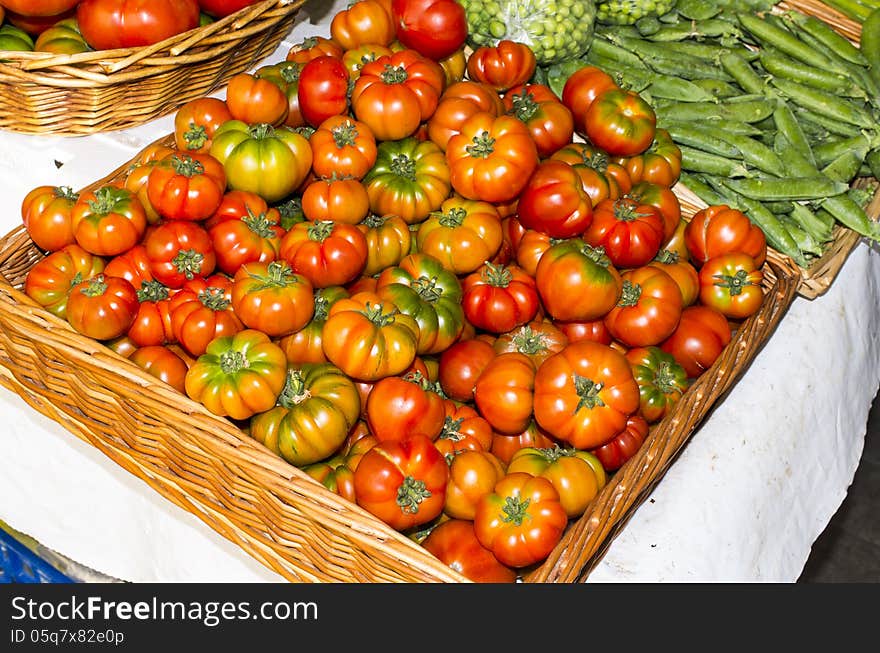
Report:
18,0,771,582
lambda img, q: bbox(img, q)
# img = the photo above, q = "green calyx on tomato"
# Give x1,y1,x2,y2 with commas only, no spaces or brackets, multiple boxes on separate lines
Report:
654,248,680,264
508,325,551,356
332,121,360,148
306,220,336,242
508,89,539,122
617,279,642,307
498,495,531,526
437,207,467,227
411,275,445,302
647,359,684,395
86,186,130,216
574,374,605,411
276,197,304,231
614,200,651,223
479,261,513,288
198,287,231,311
136,280,170,303
275,368,311,408
79,275,108,297
390,153,417,180
171,248,206,281
54,186,79,202
465,130,496,158
219,349,250,374
398,476,434,514
170,154,206,178
362,301,400,327
244,260,300,290
712,270,756,296
380,64,409,84
242,207,279,238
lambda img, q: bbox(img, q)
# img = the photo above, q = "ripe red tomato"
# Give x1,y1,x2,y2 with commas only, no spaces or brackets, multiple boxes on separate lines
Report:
516,159,593,239
225,72,290,126
24,244,106,319
128,345,189,394
584,87,657,158
684,204,768,268
198,0,261,18
231,260,315,337
297,55,351,128
392,0,467,61
603,265,684,348
70,185,147,257
421,519,517,583
589,414,649,472
66,274,139,341
353,435,449,531
461,262,540,334
21,184,78,252
660,304,732,378
1,1,79,18
698,253,765,320
146,151,227,222
583,196,665,270
437,337,496,403
562,65,619,135
365,371,446,442
466,40,536,93
76,0,200,50
173,97,234,154
331,0,396,51
145,220,216,289
473,351,536,436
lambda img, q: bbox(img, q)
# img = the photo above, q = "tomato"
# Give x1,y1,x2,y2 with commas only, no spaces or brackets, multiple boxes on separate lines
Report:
616,127,682,187
32,17,89,53
342,42,394,80
584,87,657,158
357,213,412,276
207,191,284,275
426,96,488,152
128,345,188,394
76,0,200,50
230,260,314,337
466,40,536,93
511,229,555,278
351,49,445,141
69,185,146,257
415,196,503,275
301,176,370,225
279,220,368,289
461,262,539,334
173,97,234,153
504,85,575,159
550,141,632,205
627,180,681,244
589,414,649,472
353,435,449,530
309,115,377,180
583,196,665,270
302,421,377,502
374,252,465,355
434,400,494,458
624,345,690,424
437,337,495,403
277,285,349,365
169,283,244,357
255,60,307,129
363,137,451,225
444,449,507,520
146,151,226,222
421,518,517,583
1,1,78,17
66,273,139,341
21,184,78,252
647,249,700,307
604,265,683,348
438,47,466,86
533,340,640,449
660,304,732,378
391,0,466,60
184,329,287,420
507,444,606,518
535,239,623,322
286,35,344,64
331,0,395,51
210,121,313,203
366,370,446,442
684,204,768,268
473,472,567,568
225,72,289,126
24,244,106,319
127,280,175,347
516,160,593,239
554,318,612,346
488,420,555,465
104,245,153,287
198,0,261,18
698,253,765,320
562,65,619,135
441,80,505,115
145,220,216,289
473,351,536,435
446,112,538,204
249,363,361,466
322,291,420,381
297,55,351,128
493,320,568,368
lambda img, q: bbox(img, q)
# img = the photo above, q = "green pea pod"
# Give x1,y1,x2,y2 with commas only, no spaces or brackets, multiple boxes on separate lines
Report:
587,35,649,69
791,106,863,138
678,145,751,177
662,121,741,158
769,78,876,129
645,18,743,42
778,213,825,257
782,11,867,67
758,49,867,98
719,51,768,96
723,176,850,201
736,12,838,71
678,172,732,208
821,150,869,186
788,202,835,245
673,0,722,20
860,8,880,90
713,131,786,177
689,78,743,99
811,134,875,169
724,190,809,267
772,100,815,167
654,97,776,123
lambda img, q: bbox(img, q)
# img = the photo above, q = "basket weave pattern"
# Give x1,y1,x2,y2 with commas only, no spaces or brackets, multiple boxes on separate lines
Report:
0,0,306,136
0,135,803,582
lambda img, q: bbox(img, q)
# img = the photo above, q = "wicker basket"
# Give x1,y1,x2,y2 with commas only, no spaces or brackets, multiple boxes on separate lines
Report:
0,0,306,136
0,134,802,583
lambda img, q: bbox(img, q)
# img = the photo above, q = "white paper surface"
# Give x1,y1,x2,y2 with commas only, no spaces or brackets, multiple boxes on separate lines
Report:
1,0,878,583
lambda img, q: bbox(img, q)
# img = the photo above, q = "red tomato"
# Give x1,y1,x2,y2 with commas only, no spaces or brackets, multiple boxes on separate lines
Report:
473,351,536,435
21,184,78,252
562,65,619,135
76,0,200,50
684,204,768,268
516,159,593,239
444,449,507,520
461,262,540,334
297,55,351,128
603,265,684,348
279,220,368,288
127,280,175,347
583,196,665,270
466,40,536,93
169,280,244,357
128,345,189,394
365,371,446,442
70,185,147,257
660,304,732,378
173,97,234,154
331,0,395,50
225,72,290,126
489,420,558,466
493,319,568,368
434,399,494,458
145,220,216,289
503,85,575,159
437,337,496,403
392,0,467,60
207,190,284,275
146,151,227,222
23,244,106,319
554,318,613,346
231,260,315,337
590,414,649,472
66,274,139,341
421,519,517,583
698,253,765,320
353,435,449,531
1,1,79,17
584,87,657,158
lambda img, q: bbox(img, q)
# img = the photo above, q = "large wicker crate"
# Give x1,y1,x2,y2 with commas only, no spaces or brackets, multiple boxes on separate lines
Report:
0,0,306,136
0,134,802,583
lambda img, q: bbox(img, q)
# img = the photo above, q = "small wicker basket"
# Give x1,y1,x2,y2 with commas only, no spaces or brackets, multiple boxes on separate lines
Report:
0,135,803,583
0,0,306,136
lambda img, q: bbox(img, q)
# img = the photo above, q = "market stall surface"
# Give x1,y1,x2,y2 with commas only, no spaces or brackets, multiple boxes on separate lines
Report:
799,394,880,583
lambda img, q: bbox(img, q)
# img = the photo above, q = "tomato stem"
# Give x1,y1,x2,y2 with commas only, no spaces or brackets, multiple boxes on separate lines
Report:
618,279,642,307
380,64,409,85
500,495,530,526
362,213,387,228
86,186,127,216
307,219,335,242
579,243,612,268
509,89,538,123
652,360,680,394
613,199,650,222
466,131,496,159
54,185,78,202
312,288,337,321
171,154,206,178
277,368,310,408
437,207,467,228
242,206,279,238
573,374,605,412
248,123,275,140
331,120,359,148
480,261,512,288
509,325,548,355
362,301,397,327
713,270,753,296
171,249,205,280
183,122,208,151
396,476,431,514
198,287,231,311
412,275,443,302
136,280,170,303
389,153,417,181
219,350,249,374
79,274,107,297
253,261,298,289
654,249,680,264
277,197,304,231
279,61,302,83
438,416,465,443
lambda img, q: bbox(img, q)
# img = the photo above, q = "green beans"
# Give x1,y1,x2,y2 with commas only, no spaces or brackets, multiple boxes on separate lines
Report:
723,176,850,201
768,78,877,129
736,12,836,70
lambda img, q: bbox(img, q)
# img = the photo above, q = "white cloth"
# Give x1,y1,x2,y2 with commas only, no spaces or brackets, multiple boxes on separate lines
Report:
1,0,878,582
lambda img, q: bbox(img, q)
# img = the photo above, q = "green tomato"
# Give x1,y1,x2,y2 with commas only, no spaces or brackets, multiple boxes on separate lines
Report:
0,24,34,52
